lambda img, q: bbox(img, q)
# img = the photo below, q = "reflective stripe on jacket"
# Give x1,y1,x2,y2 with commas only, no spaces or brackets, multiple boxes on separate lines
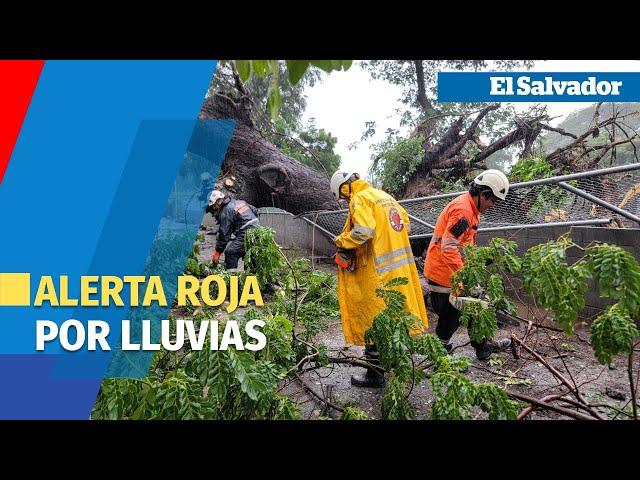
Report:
334,179,428,346
424,192,480,288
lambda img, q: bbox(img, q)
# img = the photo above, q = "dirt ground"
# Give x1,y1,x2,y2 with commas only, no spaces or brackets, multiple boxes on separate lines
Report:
195,219,639,420
284,307,638,420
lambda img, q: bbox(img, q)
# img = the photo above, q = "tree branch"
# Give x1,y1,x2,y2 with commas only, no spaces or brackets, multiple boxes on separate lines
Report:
414,60,432,111
508,391,596,420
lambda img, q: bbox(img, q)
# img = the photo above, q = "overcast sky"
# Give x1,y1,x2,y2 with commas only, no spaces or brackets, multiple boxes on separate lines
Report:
301,60,640,178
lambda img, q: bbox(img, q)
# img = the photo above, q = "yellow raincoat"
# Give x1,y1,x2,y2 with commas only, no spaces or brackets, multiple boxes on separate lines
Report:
334,179,428,345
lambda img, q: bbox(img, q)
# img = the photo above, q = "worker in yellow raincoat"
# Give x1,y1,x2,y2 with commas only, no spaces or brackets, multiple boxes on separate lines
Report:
330,170,428,387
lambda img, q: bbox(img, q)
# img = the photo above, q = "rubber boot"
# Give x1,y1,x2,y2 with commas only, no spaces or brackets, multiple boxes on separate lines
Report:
351,347,385,388
474,338,511,361
438,336,453,353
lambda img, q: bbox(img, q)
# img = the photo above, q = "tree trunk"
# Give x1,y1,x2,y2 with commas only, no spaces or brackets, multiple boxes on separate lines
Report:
199,93,338,214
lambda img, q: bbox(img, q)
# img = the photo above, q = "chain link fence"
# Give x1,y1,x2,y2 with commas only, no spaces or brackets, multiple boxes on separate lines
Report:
300,163,640,240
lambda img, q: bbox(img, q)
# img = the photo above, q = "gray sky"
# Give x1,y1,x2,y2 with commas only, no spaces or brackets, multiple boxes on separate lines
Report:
302,60,640,178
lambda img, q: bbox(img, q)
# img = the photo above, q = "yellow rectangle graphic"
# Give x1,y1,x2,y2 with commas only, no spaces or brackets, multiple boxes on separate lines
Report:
0,273,31,306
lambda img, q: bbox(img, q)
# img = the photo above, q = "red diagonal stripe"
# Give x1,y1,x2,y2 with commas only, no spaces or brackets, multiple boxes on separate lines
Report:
0,60,44,184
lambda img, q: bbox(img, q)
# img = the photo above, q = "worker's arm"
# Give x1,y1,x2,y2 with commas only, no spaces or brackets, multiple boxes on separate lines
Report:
334,196,376,249
215,209,234,253
440,209,469,273
399,204,411,235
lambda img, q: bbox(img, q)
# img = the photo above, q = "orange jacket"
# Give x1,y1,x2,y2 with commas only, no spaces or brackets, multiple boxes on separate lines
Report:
424,192,480,288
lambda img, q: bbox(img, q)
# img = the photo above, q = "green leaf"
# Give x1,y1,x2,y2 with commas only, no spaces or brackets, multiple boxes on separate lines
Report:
384,277,409,288
341,60,353,70
590,304,638,364
309,60,334,73
251,60,268,77
474,383,517,420
266,62,282,121
341,407,369,420
286,60,310,85
235,60,252,82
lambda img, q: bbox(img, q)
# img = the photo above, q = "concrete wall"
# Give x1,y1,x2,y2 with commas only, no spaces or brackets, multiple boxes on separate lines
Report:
258,211,336,260
477,226,640,318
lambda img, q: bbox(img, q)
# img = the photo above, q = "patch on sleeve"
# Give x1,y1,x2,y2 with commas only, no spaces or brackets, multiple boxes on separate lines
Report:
449,217,469,238
389,207,404,232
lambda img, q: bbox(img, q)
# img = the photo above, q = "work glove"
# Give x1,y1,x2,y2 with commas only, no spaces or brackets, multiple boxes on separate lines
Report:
334,248,356,271
470,285,485,298
211,251,221,266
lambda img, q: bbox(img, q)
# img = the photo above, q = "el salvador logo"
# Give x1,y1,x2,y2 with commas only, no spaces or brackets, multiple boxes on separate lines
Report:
438,72,640,102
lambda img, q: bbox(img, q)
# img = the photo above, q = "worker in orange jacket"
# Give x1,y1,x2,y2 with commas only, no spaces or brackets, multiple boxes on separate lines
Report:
424,169,511,360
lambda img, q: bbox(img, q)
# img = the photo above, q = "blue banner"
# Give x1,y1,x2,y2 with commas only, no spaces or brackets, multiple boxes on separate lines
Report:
438,72,640,102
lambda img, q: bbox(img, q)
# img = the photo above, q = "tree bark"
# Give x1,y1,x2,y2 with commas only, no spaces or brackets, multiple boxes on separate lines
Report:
199,92,338,214
414,60,432,112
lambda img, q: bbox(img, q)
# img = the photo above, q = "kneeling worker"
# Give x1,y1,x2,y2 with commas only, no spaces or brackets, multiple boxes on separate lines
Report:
206,190,260,273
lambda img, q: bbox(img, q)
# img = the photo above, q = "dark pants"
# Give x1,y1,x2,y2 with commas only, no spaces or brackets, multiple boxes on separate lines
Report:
224,226,259,269
429,289,486,351
224,230,248,269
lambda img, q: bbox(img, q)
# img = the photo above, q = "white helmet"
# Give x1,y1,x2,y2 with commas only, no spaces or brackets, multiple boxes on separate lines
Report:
473,169,509,200
330,170,360,200
208,189,225,206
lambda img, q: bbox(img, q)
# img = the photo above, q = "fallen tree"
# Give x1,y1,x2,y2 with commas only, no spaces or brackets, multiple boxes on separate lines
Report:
200,67,337,215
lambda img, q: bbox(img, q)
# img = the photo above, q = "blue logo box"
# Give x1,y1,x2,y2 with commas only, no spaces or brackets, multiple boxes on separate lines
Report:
438,72,640,102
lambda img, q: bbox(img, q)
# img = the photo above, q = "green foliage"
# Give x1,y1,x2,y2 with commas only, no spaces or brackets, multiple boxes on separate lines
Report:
460,302,498,344
270,117,341,177
590,304,639,365
366,277,513,420
365,277,418,380
431,356,516,420
508,156,575,219
412,334,448,362
98,224,640,420
381,373,416,420
509,155,555,182
585,242,640,365
459,235,640,371
368,135,425,196
95,227,340,420
243,227,289,292
474,383,518,420
521,236,589,333
454,238,522,294
234,60,352,120
341,406,369,420
431,356,478,420
251,309,296,367
293,259,339,341
586,243,640,315
94,312,299,420
439,177,468,193
451,238,520,342
184,240,215,279
92,378,146,420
